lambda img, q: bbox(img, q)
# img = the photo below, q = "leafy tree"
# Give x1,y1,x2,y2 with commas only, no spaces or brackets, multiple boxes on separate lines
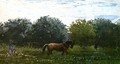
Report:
4,18,32,45
93,18,118,48
69,19,96,46
115,23,120,48
31,16,68,47
116,19,120,25
0,22,4,43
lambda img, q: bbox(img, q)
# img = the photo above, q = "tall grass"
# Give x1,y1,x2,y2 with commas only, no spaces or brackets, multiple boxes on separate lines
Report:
0,44,120,64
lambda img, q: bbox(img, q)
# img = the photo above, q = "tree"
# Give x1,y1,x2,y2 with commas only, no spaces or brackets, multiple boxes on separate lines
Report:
115,23,120,48
93,18,118,48
0,22,4,43
69,19,96,46
4,18,32,45
31,16,68,47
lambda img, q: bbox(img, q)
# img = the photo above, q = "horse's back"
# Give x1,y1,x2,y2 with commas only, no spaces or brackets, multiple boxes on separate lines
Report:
48,43,63,48
48,43,63,47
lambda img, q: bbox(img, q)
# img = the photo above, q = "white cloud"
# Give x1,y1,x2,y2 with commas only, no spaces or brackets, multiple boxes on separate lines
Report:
0,0,120,25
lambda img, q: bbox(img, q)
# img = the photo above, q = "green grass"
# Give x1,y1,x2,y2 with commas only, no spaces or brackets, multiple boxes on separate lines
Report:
0,44,120,64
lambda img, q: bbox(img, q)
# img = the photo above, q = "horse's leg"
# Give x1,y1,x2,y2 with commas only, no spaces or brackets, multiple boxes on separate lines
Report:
48,50,50,55
47,48,52,55
65,50,68,54
63,49,68,55
48,51,50,55
50,50,52,54
47,47,50,55
62,51,64,55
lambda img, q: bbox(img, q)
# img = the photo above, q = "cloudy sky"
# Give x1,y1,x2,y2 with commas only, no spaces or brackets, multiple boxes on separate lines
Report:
0,0,120,25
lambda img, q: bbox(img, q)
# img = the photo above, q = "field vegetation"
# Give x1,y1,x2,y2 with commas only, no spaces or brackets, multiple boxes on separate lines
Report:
0,44,120,64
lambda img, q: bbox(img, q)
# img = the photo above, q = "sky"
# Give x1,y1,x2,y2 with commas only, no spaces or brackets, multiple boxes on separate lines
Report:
0,0,120,26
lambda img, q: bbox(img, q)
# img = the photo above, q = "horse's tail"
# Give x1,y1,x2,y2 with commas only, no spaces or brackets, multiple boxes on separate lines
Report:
42,44,48,53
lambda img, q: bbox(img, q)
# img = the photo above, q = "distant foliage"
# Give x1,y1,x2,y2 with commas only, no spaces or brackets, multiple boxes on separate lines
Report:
0,17,68,47
0,23,4,42
69,19,96,46
30,16,68,47
93,18,120,48
0,17,120,49
3,18,32,45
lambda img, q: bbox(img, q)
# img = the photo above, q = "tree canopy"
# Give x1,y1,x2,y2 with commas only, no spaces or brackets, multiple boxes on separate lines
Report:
93,18,120,48
69,19,96,46
3,18,32,45
0,17,120,49
29,16,69,47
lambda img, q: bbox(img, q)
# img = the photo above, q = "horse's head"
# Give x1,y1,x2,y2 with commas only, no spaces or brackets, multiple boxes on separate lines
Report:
65,41,74,48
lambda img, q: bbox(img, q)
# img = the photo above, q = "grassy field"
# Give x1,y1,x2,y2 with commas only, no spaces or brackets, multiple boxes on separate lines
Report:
0,44,120,64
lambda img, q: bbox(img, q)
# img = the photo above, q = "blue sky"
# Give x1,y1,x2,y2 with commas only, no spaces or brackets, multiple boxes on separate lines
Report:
0,0,120,25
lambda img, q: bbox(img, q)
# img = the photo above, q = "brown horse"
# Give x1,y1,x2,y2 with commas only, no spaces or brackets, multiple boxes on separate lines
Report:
42,41,73,55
